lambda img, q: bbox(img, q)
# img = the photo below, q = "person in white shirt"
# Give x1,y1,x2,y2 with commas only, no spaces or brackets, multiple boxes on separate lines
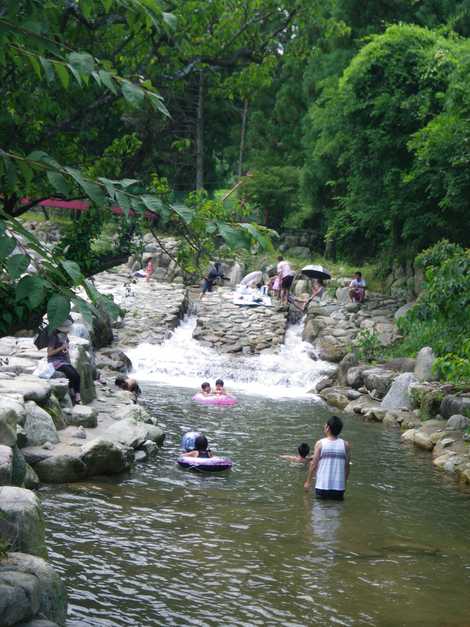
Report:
304,416,351,500
277,256,295,304
349,271,366,303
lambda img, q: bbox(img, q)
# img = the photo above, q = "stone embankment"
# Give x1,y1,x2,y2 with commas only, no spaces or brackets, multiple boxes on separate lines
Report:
194,288,288,353
303,291,470,487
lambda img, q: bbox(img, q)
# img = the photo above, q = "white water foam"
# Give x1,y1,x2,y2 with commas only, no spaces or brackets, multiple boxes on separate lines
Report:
125,316,335,398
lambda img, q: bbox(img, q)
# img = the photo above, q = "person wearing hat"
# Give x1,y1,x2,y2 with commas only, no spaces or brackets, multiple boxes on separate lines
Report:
47,318,81,405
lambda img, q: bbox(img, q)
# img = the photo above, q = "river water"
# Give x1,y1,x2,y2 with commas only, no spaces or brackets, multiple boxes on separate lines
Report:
40,319,470,626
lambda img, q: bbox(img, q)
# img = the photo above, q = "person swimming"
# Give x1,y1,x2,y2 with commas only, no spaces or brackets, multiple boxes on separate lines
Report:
215,378,227,395
280,442,311,462
200,382,212,396
182,434,213,459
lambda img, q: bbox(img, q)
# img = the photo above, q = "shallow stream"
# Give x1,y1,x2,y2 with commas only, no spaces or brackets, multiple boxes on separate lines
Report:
40,319,470,626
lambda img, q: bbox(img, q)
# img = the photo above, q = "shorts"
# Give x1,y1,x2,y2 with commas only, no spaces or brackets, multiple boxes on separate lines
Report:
315,489,344,501
281,275,294,290
201,279,214,294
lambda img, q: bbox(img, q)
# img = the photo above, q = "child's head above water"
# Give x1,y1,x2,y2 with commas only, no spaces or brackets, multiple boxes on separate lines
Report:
215,378,224,388
194,434,209,451
298,443,310,458
201,382,211,393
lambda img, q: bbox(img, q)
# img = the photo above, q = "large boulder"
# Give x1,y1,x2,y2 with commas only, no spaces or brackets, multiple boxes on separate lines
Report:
0,357,37,376
362,368,396,399
0,445,13,485
346,366,367,389
394,302,414,321
381,373,418,410
70,339,95,404
440,395,470,420
337,353,358,386
446,414,469,431
414,346,438,382
0,377,51,403
66,405,97,428
88,301,114,349
0,398,23,447
317,336,348,363
41,396,66,431
0,552,67,626
0,487,46,557
319,387,351,410
103,418,165,448
80,438,133,476
33,454,87,484
23,403,59,447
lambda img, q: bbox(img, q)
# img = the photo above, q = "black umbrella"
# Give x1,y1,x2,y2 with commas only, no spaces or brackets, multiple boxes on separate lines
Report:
301,264,331,280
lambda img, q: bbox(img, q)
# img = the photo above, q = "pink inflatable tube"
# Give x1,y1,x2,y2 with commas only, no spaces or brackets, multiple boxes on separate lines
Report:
192,393,237,406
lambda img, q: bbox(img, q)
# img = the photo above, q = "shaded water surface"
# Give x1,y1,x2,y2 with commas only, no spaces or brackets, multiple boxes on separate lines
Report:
41,385,470,626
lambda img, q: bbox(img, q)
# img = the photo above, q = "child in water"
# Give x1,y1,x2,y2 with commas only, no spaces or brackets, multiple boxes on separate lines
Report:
215,378,227,395
200,382,212,396
183,434,213,458
280,443,311,463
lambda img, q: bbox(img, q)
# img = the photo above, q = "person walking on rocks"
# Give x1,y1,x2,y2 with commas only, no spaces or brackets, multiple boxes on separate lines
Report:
349,271,366,303
304,416,350,500
47,318,81,405
277,256,295,305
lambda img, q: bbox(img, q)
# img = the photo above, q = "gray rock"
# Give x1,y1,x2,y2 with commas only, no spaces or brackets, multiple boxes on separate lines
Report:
34,454,87,484
0,487,46,557
80,438,133,476
23,402,59,447
23,465,40,490
0,445,13,485
11,446,27,487
103,418,165,448
346,366,366,389
66,405,97,428
319,387,351,410
337,352,358,385
414,346,437,382
0,377,51,403
48,379,69,402
362,368,396,399
317,336,348,363
0,399,21,447
70,339,95,404
0,552,67,626
440,395,470,419
381,373,418,410
41,396,66,431
394,302,415,321
382,357,416,373
446,414,469,431
0,357,37,375
336,287,350,304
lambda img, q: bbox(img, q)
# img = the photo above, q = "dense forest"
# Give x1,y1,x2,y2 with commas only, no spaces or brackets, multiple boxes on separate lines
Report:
0,0,470,336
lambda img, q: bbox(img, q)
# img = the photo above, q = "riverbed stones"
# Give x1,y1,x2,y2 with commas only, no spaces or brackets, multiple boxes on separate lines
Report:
0,377,51,403
362,368,396,398
446,414,469,430
0,445,14,484
23,403,59,448
33,454,87,484
66,405,97,428
80,438,133,476
0,487,46,557
103,418,165,449
319,387,351,410
381,373,418,410
0,552,67,626
0,399,24,447
440,394,470,420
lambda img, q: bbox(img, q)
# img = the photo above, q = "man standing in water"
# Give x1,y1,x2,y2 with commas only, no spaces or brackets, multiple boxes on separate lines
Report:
304,416,351,500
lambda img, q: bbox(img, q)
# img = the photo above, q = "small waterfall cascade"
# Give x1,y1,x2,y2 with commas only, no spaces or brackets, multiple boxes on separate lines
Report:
126,315,335,398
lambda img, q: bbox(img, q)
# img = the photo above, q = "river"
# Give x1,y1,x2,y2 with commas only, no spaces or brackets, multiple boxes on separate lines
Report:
40,319,470,626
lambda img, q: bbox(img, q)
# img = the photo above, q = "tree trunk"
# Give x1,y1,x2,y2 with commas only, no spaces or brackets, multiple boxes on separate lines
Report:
195,71,204,190
238,99,249,178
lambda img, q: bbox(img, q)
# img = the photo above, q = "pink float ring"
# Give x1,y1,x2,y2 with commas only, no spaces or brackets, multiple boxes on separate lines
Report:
192,393,237,406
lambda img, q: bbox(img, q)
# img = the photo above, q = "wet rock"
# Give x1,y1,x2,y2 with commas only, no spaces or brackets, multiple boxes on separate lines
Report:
34,454,87,484
23,403,59,447
414,346,438,382
41,396,66,431
381,357,416,373
362,368,396,399
337,353,358,385
70,339,95,404
103,418,165,449
346,366,366,389
0,399,22,447
48,379,70,403
343,395,380,415
0,377,51,403
66,405,97,428
0,487,46,557
0,552,67,626
446,414,469,431
381,373,418,410
80,438,133,476
319,387,351,410
23,465,40,490
0,445,13,485
363,406,387,422
440,395,470,420
317,336,348,363
401,428,417,443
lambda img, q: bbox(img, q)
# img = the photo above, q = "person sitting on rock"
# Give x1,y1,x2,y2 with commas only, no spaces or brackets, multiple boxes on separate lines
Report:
47,318,81,405
215,378,227,395
115,376,141,402
200,382,212,396
349,271,366,303
183,434,213,458
277,256,295,305
281,442,312,462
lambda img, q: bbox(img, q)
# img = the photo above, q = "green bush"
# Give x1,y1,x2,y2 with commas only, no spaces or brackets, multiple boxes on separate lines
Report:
353,329,383,362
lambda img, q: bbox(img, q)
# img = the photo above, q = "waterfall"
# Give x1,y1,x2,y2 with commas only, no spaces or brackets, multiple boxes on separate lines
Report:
125,316,335,398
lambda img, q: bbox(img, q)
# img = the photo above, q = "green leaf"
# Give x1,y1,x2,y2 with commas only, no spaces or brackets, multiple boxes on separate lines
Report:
72,297,94,326
121,80,145,107
147,92,170,117
3,156,17,189
15,275,46,308
98,70,118,95
27,55,42,79
64,167,106,206
102,0,113,12
115,190,131,217
39,57,55,83
218,224,250,249
67,63,83,86
47,293,71,330
68,51,95,75
6,254,30,279
61,260,83,284
18,161,34,188
142,195,163,213
162,12,177,30
47,171,70,196
54,62,70,89
0,235,16,259
172,204,194,224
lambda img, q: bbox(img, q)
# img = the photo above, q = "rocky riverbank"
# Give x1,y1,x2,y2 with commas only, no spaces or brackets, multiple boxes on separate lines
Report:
299,287,470,487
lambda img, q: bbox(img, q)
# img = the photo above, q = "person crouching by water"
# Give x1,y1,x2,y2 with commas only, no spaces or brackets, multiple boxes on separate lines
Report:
200,261,228,299
47,318,81,405
281,442,311,463
115,376,141,403
349,271,366,303
183,434,213,458
304,416,351,500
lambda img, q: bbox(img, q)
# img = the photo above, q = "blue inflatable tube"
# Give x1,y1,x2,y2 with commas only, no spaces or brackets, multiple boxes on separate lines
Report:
177,455,233,472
